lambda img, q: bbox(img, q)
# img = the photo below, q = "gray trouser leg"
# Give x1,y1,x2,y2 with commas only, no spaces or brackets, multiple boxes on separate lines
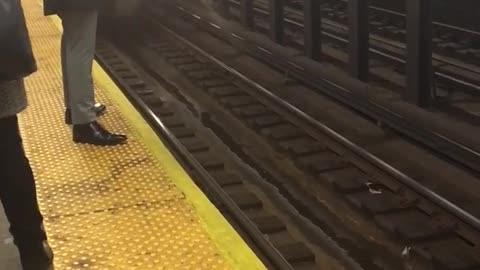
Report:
61,32,70,107
60,10,98,125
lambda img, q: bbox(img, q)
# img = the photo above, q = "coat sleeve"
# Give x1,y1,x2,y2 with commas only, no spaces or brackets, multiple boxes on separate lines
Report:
0,0,17,40
0,0,37,81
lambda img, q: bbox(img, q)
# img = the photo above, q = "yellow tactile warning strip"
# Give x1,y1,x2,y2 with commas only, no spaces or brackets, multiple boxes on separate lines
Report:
19,0,266,269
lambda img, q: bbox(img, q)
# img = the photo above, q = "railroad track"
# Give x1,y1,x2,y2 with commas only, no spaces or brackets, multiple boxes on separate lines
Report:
298,0,480,63
96,11,480,270
96,25,359,270
230,0,480,100
285,0,480,71
165,0,480,184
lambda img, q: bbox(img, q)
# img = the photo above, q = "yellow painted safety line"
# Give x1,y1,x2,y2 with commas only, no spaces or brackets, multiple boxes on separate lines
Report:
43,6,266,270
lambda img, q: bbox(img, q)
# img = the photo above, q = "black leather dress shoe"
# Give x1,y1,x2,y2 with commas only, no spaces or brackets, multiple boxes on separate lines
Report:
65,103,107,125
73,121,127,146
19,241,54,270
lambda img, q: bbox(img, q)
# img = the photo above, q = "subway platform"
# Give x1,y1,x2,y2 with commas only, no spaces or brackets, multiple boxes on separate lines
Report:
0,0,265,269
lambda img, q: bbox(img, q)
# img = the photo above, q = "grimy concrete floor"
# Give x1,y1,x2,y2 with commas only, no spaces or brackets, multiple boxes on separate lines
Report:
0,204,22,270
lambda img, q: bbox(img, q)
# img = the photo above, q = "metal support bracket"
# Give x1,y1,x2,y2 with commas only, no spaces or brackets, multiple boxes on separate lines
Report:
406,0,433,107
348,0,370,81
241,0,254,28
304,0,323,61
269,0,285,43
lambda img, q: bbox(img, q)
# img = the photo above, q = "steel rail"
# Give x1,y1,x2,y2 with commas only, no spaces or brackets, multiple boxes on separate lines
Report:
158,4,480,233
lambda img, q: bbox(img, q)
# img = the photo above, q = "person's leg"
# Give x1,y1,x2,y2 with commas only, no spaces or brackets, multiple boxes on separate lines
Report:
59,10,98,125
59,9,127,146
61,16,106,126
0,115,52,269
60,29,70,110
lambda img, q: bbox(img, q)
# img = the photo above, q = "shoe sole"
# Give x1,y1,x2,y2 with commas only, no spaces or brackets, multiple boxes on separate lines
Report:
73,139,127,146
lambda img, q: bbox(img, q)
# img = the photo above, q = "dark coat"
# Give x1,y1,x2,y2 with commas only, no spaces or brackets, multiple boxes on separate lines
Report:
0,0,36,81
0,80,28,119
0,0,32,118
44,0,101,15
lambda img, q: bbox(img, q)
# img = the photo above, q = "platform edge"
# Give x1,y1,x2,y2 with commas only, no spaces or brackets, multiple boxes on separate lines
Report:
42,9,266,270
